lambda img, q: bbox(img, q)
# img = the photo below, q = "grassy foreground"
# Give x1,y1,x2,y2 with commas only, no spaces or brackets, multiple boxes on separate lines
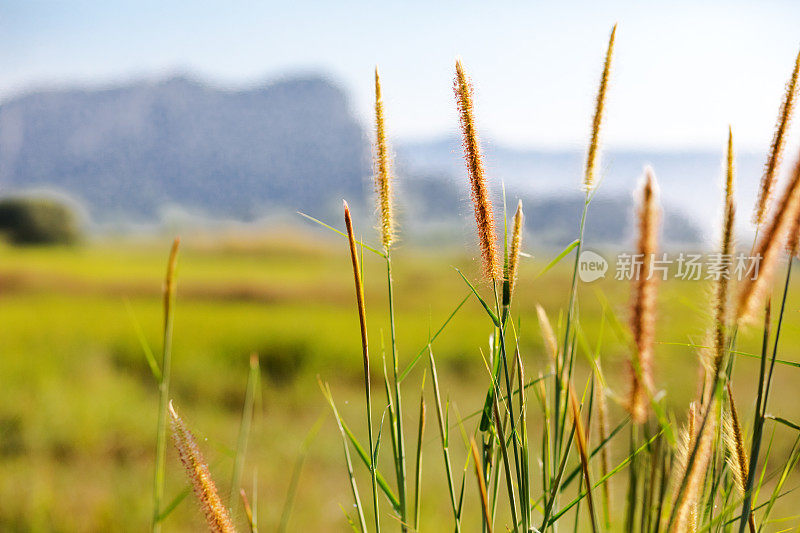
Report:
1,235,800,531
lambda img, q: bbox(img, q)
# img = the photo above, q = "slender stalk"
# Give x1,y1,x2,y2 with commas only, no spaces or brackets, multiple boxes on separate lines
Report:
386,255,408,530
556,197,589,458
320,380,368,532
413,384,426,531
344,202,380,532
569,386,599,533
151,237,180,533
491,393,519,530
516,349,530,531
230,353,260,514
428,346,461,532
739,262,791,532
470,438,494,533
492,282,524,521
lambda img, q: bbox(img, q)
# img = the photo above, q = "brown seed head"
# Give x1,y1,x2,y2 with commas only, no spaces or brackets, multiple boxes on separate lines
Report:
454,59,501,280
672,401,716,533
628,167,660,423
712,129,736,373
737,150,800,323
753,48,800,226
583,24,616,193
344,201,369,369
169,402,236,533
723,383,749,495
536,304,559,371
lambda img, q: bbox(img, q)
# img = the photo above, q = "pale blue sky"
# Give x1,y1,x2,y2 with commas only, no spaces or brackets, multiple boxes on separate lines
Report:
1,1,799,150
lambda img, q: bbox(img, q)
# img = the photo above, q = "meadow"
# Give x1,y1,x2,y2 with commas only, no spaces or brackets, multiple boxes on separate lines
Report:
1,231,800,531
4,22,800,533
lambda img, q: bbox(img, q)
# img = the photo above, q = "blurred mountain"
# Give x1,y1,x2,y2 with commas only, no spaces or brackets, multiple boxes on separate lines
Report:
0,75,719,246
0,75,369,222
398,137,765,244
397,172,701,249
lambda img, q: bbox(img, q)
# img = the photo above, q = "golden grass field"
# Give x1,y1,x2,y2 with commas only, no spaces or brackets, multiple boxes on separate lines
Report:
2,233,800,531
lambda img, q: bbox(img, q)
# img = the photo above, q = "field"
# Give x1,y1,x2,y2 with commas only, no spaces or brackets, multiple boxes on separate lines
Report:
2,230,800,531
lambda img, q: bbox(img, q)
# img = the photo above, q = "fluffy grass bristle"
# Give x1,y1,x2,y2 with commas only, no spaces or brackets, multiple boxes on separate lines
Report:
169,402,236,533
712,129,736,373
737,150,800,323
454,59,501,280
507,200,524,295
583,24,616,193
753,48,800,226
536,304,558,371
671,402,714,533
373,67,395,251
723,383,756,532
628,167,660,423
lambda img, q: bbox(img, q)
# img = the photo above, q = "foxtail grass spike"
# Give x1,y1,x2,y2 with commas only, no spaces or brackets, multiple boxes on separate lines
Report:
507,200,524,296
724,383,756,533
671,402,715,533
753,48,800,226
583,24,616,193
454,59,501,280
712,129,736,376
737,150,800,323
786,198,800,256
169,402,236,533
536,304,559,371
628,167,660,423
374,67,395,251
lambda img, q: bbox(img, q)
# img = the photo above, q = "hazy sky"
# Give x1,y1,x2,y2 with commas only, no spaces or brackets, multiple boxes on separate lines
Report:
1,1,799,151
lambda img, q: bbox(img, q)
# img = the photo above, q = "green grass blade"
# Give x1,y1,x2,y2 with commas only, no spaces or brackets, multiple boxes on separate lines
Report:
229,354,260,512
453,268,499,326
534,239,580,280
298,211,385,257
398,292,472,383
123,297,161,382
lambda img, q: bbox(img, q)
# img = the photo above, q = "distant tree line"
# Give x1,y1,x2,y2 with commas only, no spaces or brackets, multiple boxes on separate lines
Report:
0,196,81,245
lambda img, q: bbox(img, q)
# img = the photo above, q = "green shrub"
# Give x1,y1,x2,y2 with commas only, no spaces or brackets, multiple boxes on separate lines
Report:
0,196,82,245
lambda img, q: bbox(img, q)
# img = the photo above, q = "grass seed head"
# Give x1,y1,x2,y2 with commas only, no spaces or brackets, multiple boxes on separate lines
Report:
169,402,236,533
722,383,749,496
454,59,501,281
737,150,800,323
628,166,660,423
672,401,715,533
507,200,524,295
712,129,736,372
373,67,395,251
583,24,616,193
753,48,800,226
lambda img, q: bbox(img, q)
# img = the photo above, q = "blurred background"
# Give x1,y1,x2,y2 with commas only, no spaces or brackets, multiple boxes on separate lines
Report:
2,1,800,531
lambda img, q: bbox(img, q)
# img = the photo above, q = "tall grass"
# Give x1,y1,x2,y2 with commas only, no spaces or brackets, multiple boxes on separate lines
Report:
304,34,800,533
136,33,800,533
